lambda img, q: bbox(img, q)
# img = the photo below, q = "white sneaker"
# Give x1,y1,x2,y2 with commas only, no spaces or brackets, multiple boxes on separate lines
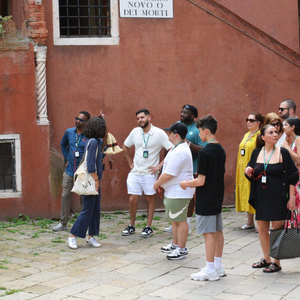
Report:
68,237,78,250
164,225,172,233
215,266,226,277
167,247,188,260
161,242,177,253
190,267,219,281
52,223,67,231
87,237,101,247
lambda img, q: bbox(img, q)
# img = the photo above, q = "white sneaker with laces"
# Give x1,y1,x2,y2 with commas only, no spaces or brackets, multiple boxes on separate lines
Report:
68,237,78,250
167,247,188,260
215,265,226,277
87,237,101,247
164,225,172,233
190,267,219,281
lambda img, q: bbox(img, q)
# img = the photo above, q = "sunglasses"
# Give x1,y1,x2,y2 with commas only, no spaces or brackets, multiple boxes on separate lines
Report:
246,118,258,123
75,117,87,122
278,107,290,112
271,122,280,127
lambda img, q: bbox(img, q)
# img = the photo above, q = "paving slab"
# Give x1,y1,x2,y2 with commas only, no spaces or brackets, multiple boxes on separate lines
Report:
0,209,300,299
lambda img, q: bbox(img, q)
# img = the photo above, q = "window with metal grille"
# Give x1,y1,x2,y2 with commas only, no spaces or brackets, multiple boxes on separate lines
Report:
0,134,21,197
59,0,111,38
0,141,15,191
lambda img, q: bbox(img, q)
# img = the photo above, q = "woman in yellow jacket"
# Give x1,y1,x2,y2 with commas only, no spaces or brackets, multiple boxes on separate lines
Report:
236,112,263,229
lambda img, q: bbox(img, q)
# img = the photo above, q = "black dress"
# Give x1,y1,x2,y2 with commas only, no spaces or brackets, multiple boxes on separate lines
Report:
254,162,290,221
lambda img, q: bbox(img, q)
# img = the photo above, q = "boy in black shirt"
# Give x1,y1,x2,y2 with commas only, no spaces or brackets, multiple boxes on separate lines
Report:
180,115,226,281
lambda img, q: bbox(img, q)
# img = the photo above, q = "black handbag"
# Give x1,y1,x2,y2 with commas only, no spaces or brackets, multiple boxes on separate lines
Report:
269,211,300,260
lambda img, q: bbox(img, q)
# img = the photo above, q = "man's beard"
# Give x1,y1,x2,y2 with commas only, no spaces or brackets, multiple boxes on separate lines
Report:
282,112,290,120
139,119,149,128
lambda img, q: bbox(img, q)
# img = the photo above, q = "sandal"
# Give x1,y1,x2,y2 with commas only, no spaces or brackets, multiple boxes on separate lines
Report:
252,258,271,268
239,224,255,230
263,262,282,273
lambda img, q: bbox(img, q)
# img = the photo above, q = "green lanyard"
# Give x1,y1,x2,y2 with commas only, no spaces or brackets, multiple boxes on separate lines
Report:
75,133,82,149
142,133,150,149
207,139,216,143
263,146,275,172
171,141,184,151
243,130,259,149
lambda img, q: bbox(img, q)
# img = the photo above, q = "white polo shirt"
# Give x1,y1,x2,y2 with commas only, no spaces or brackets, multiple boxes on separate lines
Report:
124,124,173,175
161,142,195,199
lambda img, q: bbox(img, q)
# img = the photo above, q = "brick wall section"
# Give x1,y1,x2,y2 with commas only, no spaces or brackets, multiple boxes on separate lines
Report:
24,0,48,45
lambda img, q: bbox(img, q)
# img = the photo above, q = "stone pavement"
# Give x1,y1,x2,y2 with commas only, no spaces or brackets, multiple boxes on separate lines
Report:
0,208,300,299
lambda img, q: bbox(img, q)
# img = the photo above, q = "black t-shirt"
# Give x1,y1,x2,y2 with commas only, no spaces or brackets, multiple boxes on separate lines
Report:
195,143,226,216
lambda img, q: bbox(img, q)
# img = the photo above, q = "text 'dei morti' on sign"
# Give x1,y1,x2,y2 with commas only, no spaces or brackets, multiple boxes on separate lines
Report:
120,0,174,18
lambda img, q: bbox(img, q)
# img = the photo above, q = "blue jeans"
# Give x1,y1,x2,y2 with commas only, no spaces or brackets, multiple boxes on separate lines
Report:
70,189,101,238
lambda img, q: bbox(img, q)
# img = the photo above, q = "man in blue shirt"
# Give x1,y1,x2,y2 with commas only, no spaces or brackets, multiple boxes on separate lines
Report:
164,105,206,234
52,111,90,231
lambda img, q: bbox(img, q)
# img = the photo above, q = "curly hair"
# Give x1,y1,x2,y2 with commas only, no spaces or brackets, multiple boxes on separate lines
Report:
83,116,107,139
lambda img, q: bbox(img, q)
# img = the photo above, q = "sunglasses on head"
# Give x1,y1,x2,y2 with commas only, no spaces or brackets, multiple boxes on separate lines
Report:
278,107,290,112
75,117,87,122
246,118,258,123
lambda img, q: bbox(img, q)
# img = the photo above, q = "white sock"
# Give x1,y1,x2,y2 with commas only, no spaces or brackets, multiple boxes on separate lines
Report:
171,241,178,248
214,257,222,269
187,217,192,225
206,261,215,273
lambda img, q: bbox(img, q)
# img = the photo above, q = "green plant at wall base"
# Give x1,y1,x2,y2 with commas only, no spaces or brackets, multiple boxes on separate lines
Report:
0,15,12,35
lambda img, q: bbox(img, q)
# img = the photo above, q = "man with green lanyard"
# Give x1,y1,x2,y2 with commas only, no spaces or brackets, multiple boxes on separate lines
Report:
122,109,173,238
52,111,90,231
164,104,206,234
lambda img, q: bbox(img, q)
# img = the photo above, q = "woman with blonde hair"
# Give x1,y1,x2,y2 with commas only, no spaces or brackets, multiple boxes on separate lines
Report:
264,112,284,146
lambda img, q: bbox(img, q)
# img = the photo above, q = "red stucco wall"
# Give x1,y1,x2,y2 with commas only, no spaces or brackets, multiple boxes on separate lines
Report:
0,43,52,219
214,0,299,52
41,0,300,215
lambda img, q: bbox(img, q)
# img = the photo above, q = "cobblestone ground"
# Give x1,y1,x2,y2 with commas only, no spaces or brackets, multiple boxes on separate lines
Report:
0,209,300,299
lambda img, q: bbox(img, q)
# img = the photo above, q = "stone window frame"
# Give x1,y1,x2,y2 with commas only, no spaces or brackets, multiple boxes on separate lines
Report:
0,134,22,198
52,0,119,46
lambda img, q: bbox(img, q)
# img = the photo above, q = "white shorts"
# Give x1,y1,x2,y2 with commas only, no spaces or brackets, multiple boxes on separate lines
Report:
127,173,157,196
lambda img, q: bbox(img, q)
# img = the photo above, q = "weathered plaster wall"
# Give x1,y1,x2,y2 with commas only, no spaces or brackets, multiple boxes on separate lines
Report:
43,0,300,214
0,43,51,219
214,0,299,52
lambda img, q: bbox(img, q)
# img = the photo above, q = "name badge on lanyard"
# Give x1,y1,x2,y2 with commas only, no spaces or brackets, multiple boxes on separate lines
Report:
75,151,80,158
142,132,150,159
240,149,245,156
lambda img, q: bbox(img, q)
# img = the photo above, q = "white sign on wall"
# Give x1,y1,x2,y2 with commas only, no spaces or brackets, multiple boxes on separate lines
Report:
120,0,173,18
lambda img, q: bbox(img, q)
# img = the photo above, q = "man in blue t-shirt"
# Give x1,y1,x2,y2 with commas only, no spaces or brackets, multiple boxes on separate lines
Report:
164,105,206,234
52,111,90,231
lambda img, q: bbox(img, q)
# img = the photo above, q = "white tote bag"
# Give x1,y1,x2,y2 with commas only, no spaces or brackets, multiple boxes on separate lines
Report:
71,139,99,196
